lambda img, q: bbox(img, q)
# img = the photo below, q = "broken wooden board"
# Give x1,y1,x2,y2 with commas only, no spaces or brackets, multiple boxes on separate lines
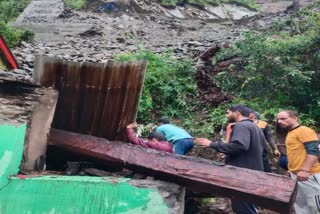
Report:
49,128,297,213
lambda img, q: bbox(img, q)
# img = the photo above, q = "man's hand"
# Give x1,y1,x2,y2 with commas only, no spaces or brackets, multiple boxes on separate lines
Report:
296,170,310,181
217,152,226,161
273,149,281,157
127,122,138,129
194,138,212,147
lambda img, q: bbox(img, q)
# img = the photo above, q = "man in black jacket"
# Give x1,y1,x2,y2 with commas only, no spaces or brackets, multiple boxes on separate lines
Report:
195,105,265,214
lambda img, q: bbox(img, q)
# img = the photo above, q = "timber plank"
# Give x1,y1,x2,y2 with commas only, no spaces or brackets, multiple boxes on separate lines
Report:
49,128,297,213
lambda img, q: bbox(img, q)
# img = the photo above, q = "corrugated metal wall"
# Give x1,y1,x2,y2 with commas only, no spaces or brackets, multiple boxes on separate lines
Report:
36,56,147,140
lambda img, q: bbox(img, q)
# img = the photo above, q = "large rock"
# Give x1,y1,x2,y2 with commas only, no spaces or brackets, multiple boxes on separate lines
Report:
205,4,257,20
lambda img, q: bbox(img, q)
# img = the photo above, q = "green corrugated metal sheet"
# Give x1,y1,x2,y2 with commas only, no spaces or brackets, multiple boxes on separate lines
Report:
0,124,26,188
0,176,169,214
0,124,169,213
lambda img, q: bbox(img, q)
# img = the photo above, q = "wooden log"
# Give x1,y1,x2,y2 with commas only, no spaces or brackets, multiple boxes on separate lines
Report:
49,128,297,213
211,57,243,73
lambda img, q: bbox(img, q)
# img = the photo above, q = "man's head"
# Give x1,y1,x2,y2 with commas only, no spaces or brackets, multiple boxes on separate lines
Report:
277,110,299,130
147,132,167,143
158,117,170,126
227,105,253,122
249,111,259,121
226,108,235,122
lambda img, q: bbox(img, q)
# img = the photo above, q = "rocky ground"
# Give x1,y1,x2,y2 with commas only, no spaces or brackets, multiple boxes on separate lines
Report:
0,0,312,83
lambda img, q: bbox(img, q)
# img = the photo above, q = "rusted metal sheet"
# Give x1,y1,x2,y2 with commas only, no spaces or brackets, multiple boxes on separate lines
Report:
49,128,297,214
35,56,147,140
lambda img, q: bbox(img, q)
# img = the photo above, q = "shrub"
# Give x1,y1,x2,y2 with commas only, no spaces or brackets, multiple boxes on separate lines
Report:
0,22,34,47
64,0,86,10
0,0,34,47
211,3,320,130
116,49,196,123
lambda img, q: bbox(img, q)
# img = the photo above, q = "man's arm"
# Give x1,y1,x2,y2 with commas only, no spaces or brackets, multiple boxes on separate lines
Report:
297,154,319,181
264,126,276,149
127,128,173,153
264,125,280,156
147,142,173,153
195,138,247,156
209,140,247,155
126,128,148,148
296,141,320,181
210,124,250,155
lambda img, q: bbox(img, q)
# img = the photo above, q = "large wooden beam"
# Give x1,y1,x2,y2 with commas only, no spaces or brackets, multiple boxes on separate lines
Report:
49,128,297,213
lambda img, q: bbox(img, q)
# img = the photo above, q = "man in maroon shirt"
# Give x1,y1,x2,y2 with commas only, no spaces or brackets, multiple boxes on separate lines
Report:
126,123,173,153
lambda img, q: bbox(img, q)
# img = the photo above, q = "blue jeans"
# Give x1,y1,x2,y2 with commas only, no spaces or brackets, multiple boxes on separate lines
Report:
231,200,258,214
279,154,288,170
173,138,194,155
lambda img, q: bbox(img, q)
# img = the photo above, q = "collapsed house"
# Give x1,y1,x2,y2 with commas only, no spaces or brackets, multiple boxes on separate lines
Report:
0,47,297,213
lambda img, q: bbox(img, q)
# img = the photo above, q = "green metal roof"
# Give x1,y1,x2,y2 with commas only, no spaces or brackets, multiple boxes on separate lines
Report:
0,124,26,188
0,176,169,214
0,124,170,214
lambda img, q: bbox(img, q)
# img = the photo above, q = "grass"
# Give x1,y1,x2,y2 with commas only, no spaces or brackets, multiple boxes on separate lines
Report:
64,0,86,10
0,0,34,47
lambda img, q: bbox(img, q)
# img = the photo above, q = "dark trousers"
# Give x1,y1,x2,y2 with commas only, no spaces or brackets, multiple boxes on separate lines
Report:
231,199,258,214
262,150,271,172
173,138,194,155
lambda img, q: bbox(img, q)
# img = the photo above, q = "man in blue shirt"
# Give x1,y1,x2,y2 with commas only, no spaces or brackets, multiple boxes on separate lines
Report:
156,118,194,155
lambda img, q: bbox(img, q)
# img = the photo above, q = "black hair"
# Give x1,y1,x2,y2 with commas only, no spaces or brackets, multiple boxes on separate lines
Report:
158,117,170,124
228,105,253,117
282,110,298,118
147,132,167,141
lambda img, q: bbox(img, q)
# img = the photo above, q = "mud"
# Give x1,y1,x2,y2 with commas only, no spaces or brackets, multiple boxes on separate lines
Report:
9,0,313,83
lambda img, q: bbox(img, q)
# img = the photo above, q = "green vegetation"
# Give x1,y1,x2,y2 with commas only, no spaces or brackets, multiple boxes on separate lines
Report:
0,0,33,47
212,2,320,130
116,49,229,137
117,49,196,123
159,0,258,11
0,0,31,23
0,22,33,47
64,0,86,10
117,3,320,137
